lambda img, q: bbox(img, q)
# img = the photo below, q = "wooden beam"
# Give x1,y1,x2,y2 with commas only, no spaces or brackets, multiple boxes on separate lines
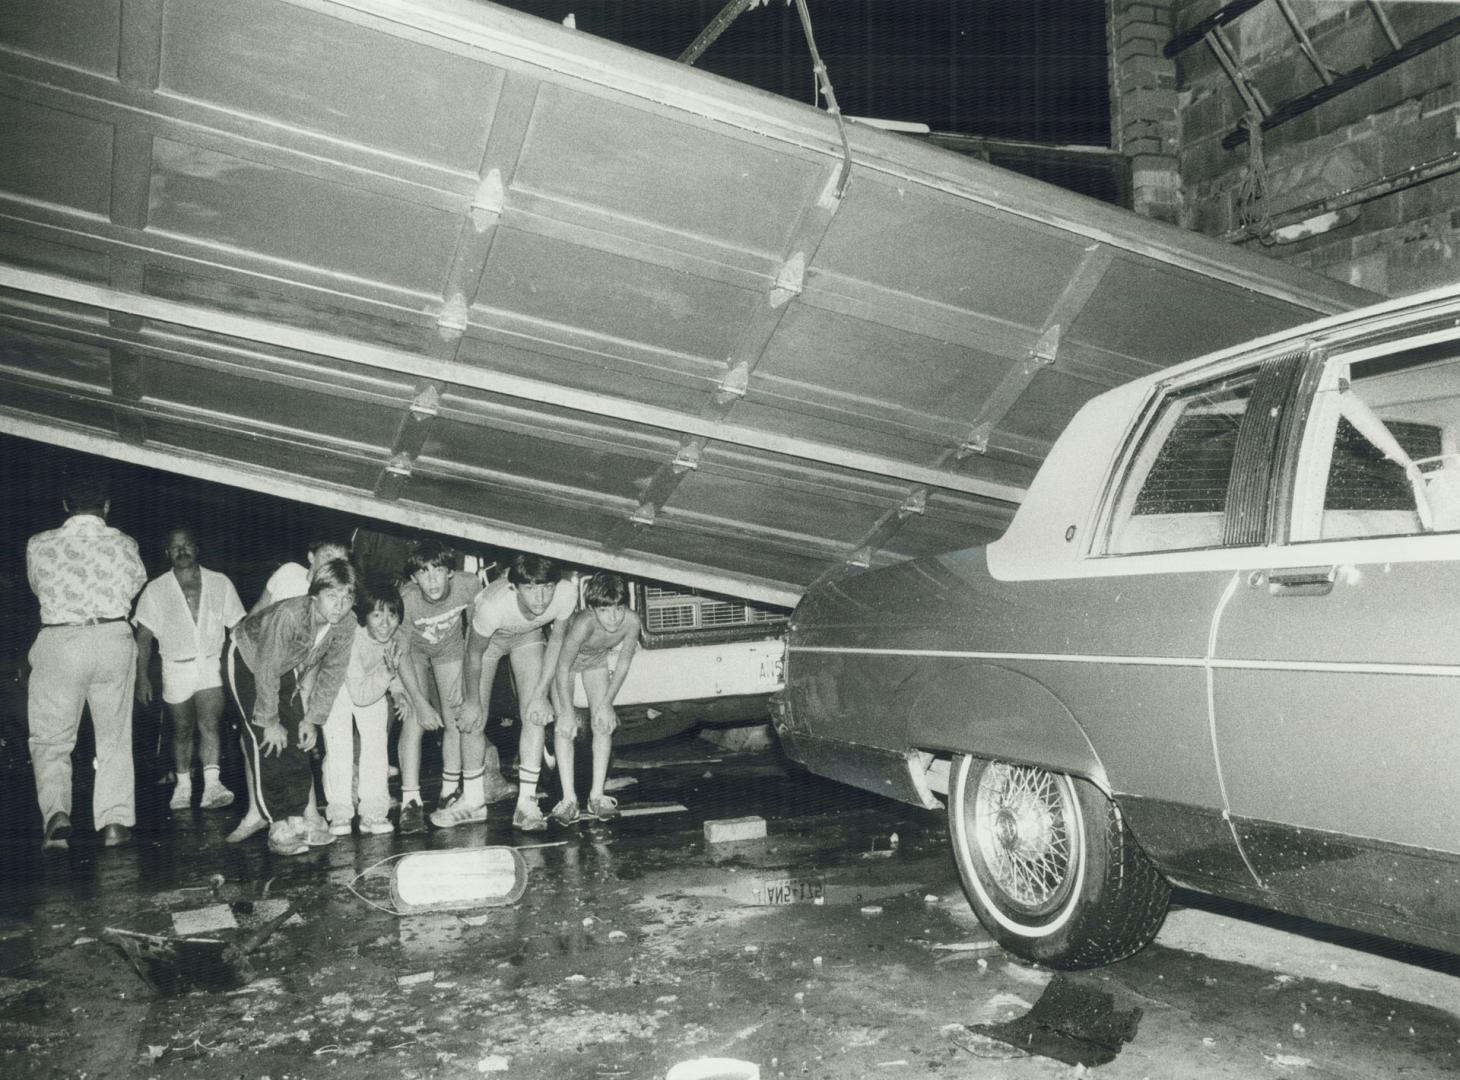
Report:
1165,0,1266,59
1223,14,1460,150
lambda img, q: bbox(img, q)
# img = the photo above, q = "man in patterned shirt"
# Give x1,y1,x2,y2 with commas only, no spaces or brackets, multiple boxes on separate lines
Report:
25,474,147,850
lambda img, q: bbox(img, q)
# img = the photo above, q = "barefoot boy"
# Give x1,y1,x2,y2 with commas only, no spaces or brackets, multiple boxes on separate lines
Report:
550,571,640,824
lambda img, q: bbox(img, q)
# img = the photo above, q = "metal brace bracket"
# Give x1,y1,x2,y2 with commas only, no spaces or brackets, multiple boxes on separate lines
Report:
436,292,469,335
899,490,927,517
1029,323,1061,366
385,452,414,478
470,168,505,232
409,384,441,418
845,545,872,569
715,359,750,404
630,502,657,526
770,251,805,309
672,443,702,472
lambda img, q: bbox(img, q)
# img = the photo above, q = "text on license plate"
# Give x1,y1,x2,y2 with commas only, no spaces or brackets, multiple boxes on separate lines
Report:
760,878,823,905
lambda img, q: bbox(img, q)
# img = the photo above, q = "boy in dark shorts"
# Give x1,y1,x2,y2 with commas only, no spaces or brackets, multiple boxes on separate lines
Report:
550,571,641,823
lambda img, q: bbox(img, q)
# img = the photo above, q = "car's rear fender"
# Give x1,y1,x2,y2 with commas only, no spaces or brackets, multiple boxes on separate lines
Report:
907,662,1111,797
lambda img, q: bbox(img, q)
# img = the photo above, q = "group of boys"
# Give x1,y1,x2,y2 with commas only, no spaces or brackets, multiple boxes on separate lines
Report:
24,472,643,851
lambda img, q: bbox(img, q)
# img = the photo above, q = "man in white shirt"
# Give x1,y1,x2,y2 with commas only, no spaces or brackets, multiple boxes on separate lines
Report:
134,528,246,812
25,474,147,850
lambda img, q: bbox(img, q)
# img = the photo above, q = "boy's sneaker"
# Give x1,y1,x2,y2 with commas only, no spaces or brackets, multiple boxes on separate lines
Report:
586,795,619,821
267,821,308,857
512,804,548,833
430,800,487,829
300,817,336,847
548,798,580,827
436,787,462,810
169,783,192,811
359,814,394,835
399,802,426,835
328,820,353,837
200,782,235,810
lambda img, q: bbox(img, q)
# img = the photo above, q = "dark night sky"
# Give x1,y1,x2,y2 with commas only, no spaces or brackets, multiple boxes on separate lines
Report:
493,0,1111,144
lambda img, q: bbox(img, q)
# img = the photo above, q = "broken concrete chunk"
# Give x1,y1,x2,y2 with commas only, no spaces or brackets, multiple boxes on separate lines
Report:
397,970,435,987
171,905,238,936
704,816,766,843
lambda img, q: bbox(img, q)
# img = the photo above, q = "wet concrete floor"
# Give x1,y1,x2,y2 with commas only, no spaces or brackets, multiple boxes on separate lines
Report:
1,734,1457,1079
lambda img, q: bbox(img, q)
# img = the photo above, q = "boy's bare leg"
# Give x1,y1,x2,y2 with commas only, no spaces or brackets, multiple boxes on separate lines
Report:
553,719,577,806
432,655,462,802
397,713,425,806
579,670,614,804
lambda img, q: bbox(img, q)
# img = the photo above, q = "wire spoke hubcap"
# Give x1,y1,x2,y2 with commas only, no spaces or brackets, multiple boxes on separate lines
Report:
973,762,1077,915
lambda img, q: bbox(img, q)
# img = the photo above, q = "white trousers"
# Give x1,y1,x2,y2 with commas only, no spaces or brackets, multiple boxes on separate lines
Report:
321,686,390,822
27,623,136,829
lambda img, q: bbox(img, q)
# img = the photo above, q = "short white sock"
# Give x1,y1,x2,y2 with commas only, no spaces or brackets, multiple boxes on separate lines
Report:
174,774,192,790
402,788,422,807
460,769,486,808
203,765,221,784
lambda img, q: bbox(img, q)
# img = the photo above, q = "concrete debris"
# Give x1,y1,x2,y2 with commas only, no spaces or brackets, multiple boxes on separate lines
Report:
619,802,689,818
666,1058,760,1080
1266,1053,1314,1069
0,977,46,1005
608,930,628,942
172,904,238,936
603,776,638,792
477,1055,511,1072
931,940,1000,954
704,816,766,843
397,970,435,987
860,905,883,916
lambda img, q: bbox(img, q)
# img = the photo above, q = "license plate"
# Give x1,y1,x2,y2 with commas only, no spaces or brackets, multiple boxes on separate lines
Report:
758,654,785,687
759,877,823,905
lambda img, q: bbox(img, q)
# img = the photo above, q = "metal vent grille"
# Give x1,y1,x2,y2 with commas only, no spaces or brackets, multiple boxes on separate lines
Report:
643,585,788,634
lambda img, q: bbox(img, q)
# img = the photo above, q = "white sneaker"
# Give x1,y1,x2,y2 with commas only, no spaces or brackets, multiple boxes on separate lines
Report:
169,783,192,811
328,820,353,837
430,800,487,829
299,817,336,846
267,820,308,856
359,814,394,835
200,782,235,810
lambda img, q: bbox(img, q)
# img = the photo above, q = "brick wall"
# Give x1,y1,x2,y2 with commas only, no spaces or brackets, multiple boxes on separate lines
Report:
1165,0,1460,296
1110,0,1184,222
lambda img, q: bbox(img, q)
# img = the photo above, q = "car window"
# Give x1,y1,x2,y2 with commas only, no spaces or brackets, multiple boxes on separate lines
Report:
1105,369,1259,555
1291,339,1460,542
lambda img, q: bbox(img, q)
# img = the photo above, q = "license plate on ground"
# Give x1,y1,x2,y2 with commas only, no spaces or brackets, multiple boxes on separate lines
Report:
759,878,824,905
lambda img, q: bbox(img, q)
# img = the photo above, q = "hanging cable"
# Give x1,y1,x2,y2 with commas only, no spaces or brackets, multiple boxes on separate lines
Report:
1236,111,1275,244
792,0,854,199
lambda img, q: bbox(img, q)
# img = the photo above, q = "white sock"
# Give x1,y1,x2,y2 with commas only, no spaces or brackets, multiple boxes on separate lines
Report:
440,771,460,797
203,765,221,787
460,768,486,808
174,774,192,791
402,788,422,807
517,767,539,807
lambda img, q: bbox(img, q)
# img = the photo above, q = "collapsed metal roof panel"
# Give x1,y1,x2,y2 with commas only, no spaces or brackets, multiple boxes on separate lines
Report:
0,0,1373,605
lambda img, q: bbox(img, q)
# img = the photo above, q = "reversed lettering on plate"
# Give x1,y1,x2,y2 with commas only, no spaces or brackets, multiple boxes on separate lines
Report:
761,878,824,905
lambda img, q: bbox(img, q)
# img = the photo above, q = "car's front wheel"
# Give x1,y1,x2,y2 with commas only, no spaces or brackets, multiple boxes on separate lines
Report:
948,755,1170,969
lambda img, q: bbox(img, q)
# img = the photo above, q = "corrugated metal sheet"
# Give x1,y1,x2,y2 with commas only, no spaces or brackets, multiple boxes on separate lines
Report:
0,0,1373,605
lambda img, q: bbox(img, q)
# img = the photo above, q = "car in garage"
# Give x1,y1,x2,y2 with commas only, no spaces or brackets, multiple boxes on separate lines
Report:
774,283,1460,969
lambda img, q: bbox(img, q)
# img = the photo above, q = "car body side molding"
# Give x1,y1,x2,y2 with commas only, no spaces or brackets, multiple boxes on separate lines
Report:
905,662,1110,796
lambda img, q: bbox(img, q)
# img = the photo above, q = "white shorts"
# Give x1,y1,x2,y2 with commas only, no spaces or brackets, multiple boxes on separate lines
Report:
161,654,224,705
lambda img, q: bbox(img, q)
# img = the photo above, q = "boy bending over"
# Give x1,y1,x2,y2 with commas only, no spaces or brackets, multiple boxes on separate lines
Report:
550,571,640,823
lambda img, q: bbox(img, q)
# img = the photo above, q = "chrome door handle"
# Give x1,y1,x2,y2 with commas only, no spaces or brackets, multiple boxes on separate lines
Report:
1266,565,1336,597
